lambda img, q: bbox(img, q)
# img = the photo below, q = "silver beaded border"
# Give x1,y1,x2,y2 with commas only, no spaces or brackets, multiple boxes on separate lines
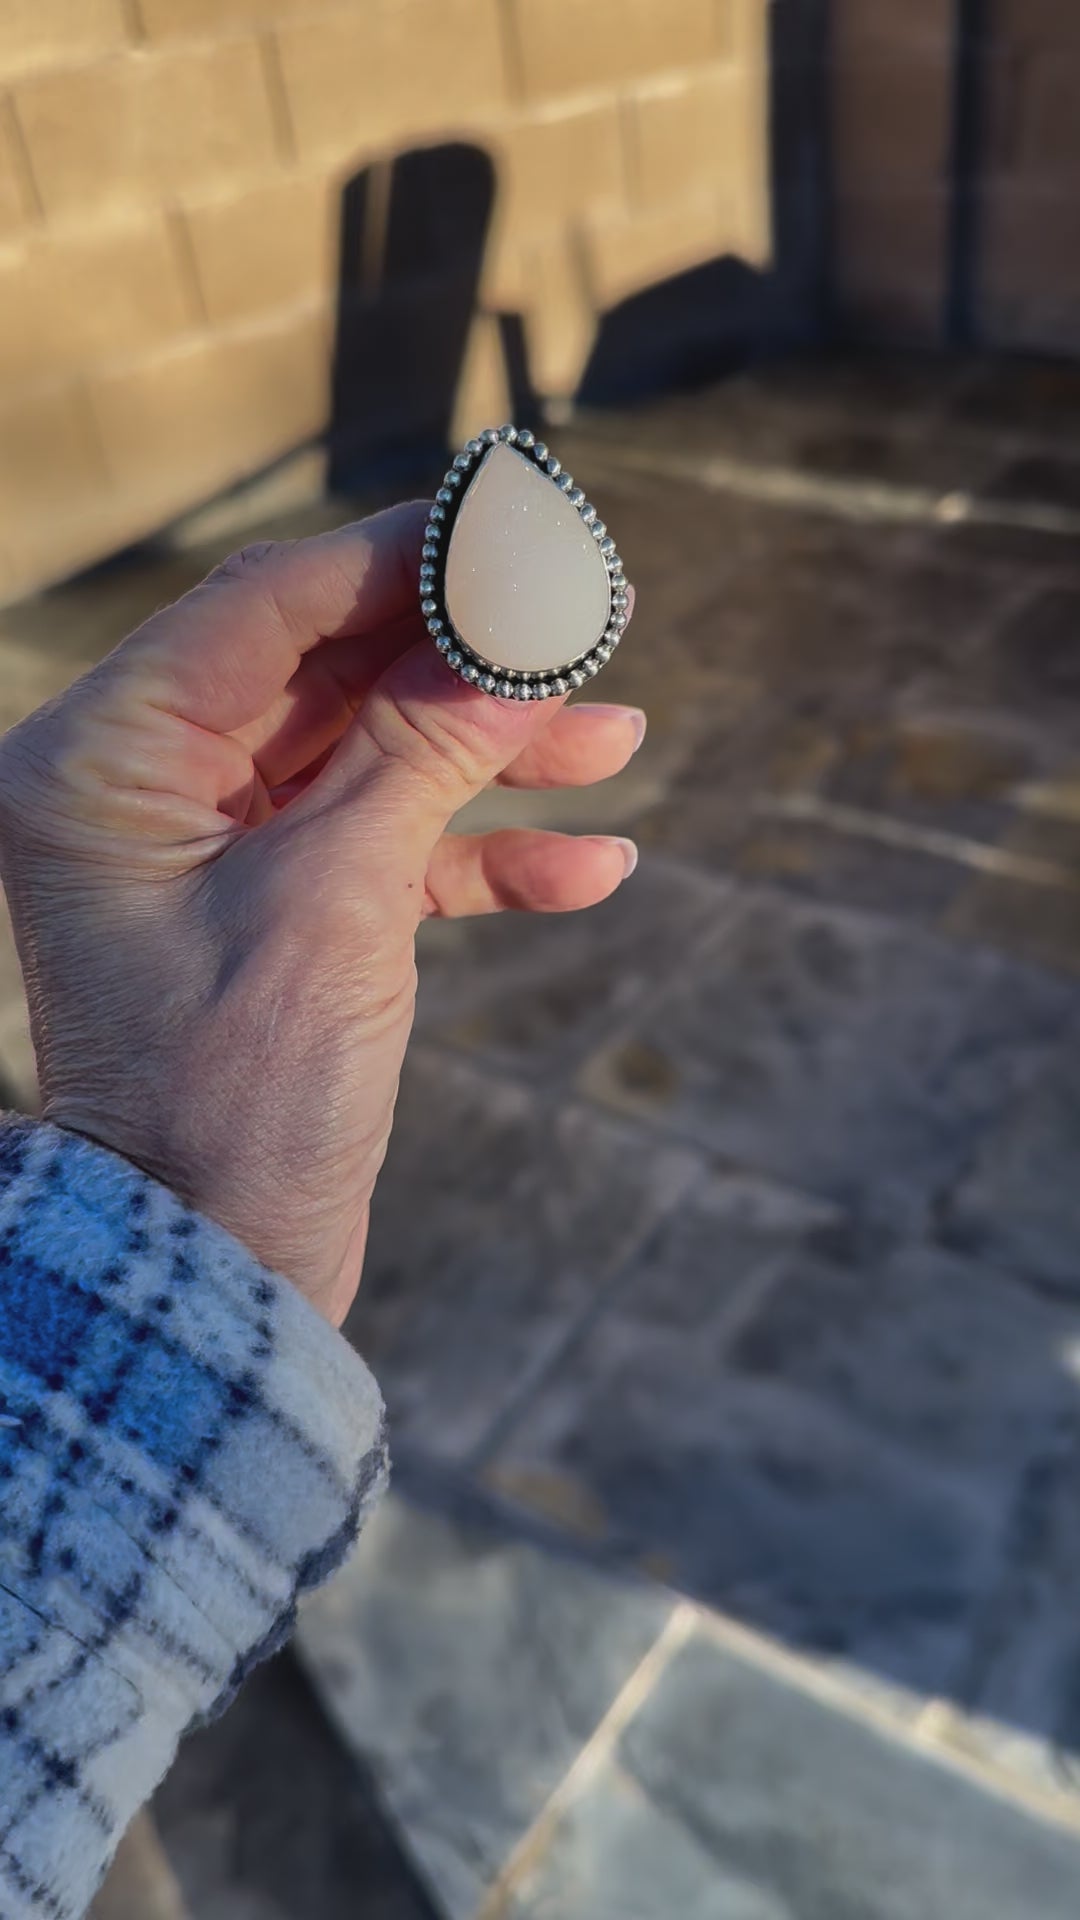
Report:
419,424,631,701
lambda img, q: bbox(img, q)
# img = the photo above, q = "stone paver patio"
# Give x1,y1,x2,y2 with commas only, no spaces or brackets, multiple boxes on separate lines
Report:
8,353,1080,1914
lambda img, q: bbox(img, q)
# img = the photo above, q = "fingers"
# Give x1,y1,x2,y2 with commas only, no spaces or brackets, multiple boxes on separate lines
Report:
116,503,429,734
244,648,644,802
267,691,638,810
424,828,638,918
235,606,426,790
246,563,640,798
305,639,571,831
289,563,641,859
497,702,646,790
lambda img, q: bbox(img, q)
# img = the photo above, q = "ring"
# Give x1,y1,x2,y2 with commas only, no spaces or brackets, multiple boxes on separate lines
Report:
419,425,630,700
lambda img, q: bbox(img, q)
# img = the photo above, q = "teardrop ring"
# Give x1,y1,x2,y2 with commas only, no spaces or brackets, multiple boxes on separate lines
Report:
419,425,630,700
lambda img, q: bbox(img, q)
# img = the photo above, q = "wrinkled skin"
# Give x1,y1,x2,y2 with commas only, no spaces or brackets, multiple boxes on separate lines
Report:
0,507,641,1326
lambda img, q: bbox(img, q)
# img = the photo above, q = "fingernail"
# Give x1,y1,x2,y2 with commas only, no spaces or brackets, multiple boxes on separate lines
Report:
573,703,647,750
614,837,639,878
587,834,639,876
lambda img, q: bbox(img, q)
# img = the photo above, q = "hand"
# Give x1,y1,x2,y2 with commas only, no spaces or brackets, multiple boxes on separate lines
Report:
0,507,641,1326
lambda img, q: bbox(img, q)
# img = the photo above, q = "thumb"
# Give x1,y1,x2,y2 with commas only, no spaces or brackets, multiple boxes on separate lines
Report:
297,638,566,837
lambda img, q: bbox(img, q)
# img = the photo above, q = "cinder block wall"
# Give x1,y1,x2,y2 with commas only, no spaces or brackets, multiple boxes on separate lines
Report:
0,0,772,603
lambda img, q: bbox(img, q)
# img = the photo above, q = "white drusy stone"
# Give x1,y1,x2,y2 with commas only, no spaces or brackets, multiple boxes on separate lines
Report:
444,443,612,674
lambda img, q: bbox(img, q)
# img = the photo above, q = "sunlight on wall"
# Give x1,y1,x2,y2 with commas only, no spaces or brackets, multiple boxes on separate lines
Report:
0,0,774,602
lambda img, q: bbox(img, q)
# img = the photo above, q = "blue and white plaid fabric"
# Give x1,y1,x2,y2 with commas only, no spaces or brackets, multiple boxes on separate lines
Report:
0,1116,387,1919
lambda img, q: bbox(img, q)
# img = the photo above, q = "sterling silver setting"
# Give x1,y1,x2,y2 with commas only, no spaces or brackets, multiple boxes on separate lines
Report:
420,424,630,700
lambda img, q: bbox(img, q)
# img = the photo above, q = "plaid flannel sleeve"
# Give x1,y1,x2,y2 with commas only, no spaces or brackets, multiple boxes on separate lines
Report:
0,1115,388,1920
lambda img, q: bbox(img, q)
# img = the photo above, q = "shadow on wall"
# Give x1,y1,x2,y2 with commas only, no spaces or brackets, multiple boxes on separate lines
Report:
330,142,498,487
328,3,829,483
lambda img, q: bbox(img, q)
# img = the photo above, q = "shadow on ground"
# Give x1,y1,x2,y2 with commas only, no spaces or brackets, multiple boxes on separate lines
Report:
321,354,1080,1914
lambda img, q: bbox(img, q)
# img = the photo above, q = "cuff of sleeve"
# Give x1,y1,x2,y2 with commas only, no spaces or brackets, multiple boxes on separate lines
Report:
0,1114,388,1728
